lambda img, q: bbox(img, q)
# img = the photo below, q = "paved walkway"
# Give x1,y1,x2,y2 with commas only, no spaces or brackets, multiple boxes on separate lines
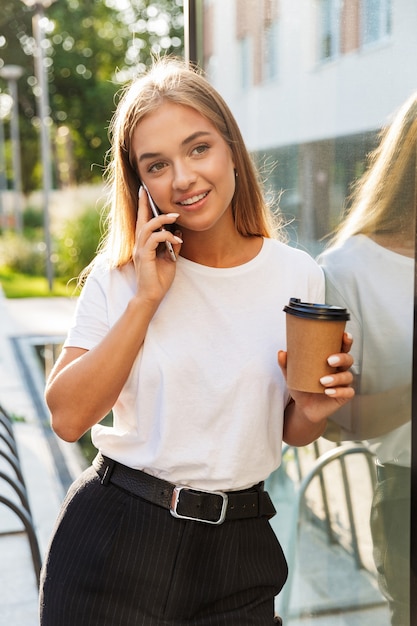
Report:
0,291,82,626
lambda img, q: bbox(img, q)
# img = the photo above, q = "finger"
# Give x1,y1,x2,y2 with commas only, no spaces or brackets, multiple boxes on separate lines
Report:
136,185,152,232
323,385,355,399
136,187,180,233
148,217,181,259
341,331,353,353
140,209,181,239
277,350,287,370
172,229,183,256
147,229,181,252
327,352,354,370
320,370,353,389
277,350,288,383
136,196,180,257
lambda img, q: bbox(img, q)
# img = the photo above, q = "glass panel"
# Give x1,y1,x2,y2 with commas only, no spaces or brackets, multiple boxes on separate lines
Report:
239,35,252,89
198,0,415,623
319,0,340,60
265,20,279,81
317,95,415,626
363,0,392,45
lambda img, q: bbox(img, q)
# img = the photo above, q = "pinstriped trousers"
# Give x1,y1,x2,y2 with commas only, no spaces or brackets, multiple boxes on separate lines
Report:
39,466,288,625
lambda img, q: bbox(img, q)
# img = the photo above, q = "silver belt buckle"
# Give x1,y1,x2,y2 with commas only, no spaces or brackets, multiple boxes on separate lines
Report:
170,486,229,525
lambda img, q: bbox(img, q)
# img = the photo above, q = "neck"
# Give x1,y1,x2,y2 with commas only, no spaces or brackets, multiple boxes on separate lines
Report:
179,230,263,267
369,232,415,258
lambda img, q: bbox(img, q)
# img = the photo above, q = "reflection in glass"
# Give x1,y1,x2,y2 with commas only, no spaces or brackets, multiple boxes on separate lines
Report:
319,93,416,626
362,0,392,45
195,0,416,622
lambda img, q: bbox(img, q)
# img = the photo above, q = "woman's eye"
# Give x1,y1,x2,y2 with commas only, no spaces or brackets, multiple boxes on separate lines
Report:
192,144,209,156
148,162,165,173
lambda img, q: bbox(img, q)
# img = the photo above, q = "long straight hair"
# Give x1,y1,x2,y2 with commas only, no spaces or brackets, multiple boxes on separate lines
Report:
96,57,284,269
328,92,417,248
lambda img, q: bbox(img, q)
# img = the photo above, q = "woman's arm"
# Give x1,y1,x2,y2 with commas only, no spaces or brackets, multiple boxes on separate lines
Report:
45,189,182,443
45,295,158,442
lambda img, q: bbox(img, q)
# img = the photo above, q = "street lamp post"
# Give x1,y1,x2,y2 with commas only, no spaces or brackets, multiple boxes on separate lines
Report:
184,0,203,66
0,92,13,228
22,0,55,291
0,65,24,233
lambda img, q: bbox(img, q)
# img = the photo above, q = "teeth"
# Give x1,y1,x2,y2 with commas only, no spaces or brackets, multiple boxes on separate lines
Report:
179,192,207,206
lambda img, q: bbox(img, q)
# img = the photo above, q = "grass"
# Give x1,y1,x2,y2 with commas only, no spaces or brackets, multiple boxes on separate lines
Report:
0,266,79,298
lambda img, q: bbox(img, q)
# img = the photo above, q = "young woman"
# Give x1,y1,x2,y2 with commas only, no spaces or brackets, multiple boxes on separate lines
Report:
39,58,354,625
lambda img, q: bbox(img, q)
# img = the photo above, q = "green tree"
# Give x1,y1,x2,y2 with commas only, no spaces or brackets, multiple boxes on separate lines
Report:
0,0,184,191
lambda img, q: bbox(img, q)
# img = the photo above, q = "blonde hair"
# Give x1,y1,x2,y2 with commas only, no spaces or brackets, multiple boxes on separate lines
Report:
329,92,417,247
97,57,283,269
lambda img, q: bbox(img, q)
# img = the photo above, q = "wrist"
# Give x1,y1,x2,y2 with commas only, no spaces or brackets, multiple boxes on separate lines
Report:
127,294,160,321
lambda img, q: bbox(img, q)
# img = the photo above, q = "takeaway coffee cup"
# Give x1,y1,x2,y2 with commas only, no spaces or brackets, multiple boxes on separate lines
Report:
283,298,350,393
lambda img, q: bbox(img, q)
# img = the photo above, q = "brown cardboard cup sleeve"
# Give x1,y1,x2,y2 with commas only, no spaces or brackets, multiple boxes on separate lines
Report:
284,298,350,394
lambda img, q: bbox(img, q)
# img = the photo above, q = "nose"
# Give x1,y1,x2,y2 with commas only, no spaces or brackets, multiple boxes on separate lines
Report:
172,160,196,191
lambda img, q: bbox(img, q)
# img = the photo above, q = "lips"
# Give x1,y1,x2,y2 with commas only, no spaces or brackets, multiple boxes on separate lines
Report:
177,191,209,206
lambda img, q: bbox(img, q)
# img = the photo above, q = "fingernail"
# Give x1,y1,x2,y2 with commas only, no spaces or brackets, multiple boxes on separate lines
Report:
320,375,334,385
138,186,143,197
167,213,180,218
173,235,183,243
327,355,340,366
324,388,336,395
345,331,353,340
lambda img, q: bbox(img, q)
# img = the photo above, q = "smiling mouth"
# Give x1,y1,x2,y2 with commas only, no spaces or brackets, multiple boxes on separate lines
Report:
178,192,208,206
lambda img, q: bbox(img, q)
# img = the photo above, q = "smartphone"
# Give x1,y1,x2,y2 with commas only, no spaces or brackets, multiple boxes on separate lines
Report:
142,183,177,262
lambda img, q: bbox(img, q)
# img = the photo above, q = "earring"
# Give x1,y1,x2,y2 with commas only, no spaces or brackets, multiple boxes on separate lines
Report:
234,169,238,177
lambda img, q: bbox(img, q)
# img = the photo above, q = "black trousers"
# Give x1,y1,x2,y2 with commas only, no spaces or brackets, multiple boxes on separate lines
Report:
39,466,288,625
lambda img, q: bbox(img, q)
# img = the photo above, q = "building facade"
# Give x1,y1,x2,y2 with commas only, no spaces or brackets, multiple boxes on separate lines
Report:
200,0,417,252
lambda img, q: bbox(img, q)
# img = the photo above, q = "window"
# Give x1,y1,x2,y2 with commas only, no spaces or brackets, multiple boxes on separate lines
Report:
362,0,392,45
264,20,279,82
318,0,341,61
239,35,252,90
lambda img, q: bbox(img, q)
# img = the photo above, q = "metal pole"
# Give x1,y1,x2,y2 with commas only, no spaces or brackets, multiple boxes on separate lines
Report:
184,0,201,66
7,77,24,233
32,4,54,291
0,92,13,230
0,112,6,227
184,0,191,65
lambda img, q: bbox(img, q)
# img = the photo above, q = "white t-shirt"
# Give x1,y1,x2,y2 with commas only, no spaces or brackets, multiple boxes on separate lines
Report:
66,238,324,490
319,235,414,465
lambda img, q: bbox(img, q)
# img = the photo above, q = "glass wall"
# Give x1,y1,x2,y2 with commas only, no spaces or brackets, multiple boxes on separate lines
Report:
188,1,416,623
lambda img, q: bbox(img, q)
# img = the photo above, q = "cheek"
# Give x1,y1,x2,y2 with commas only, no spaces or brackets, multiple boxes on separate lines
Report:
215,151,236,188
225,157,237,197
220,169,236,212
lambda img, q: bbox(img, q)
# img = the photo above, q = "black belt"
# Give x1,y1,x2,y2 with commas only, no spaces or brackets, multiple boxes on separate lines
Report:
93,453,276,525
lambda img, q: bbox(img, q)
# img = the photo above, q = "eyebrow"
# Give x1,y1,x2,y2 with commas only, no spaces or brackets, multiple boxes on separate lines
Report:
137,131,212,163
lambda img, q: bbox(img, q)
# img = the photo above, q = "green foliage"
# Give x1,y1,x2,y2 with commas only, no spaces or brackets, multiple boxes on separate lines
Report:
23,206,44,230
54,206,105,281
78,411,113,463
9,413,27,423
0,0,185,191
0,203,104,295
0,266,72,298
0,230,47,275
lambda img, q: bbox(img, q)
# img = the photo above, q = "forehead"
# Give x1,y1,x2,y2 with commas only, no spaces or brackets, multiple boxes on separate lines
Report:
132,101,219,148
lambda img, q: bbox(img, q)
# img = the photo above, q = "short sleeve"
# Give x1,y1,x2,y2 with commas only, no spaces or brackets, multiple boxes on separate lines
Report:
64,264,110,350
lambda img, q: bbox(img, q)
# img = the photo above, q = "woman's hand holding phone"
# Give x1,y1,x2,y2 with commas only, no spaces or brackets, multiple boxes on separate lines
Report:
132,186,182,306
142,183,178,262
